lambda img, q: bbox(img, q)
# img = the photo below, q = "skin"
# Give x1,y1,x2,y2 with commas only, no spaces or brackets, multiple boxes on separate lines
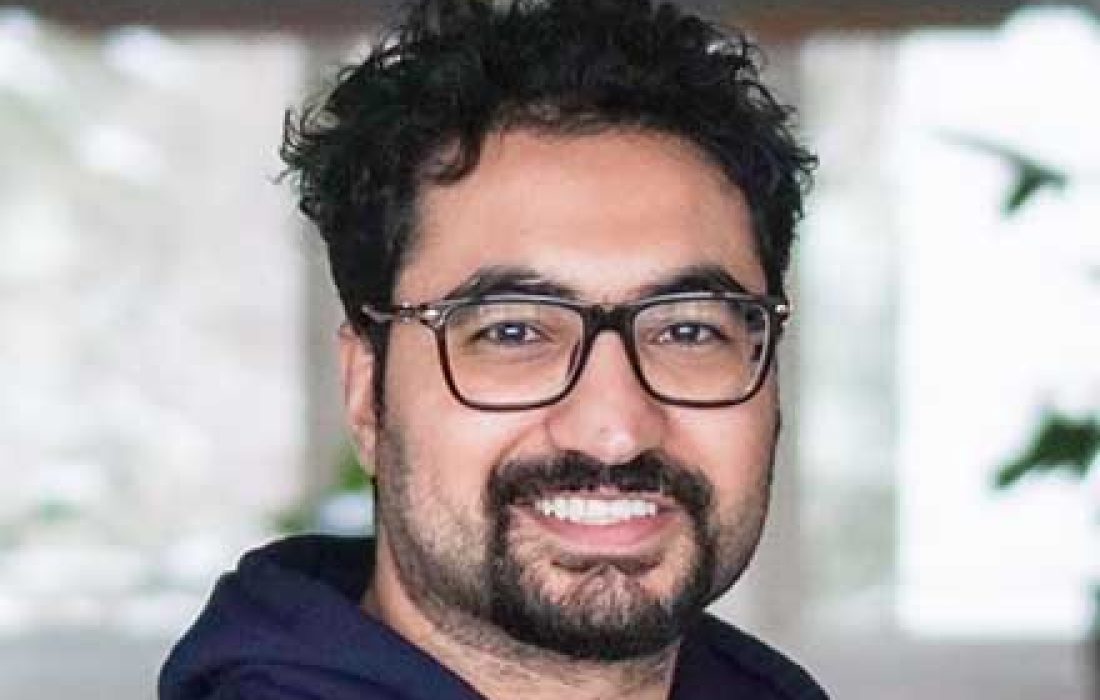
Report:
339,130,779,700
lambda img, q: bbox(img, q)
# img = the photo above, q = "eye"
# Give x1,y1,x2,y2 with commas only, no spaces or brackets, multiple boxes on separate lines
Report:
657,322,726,346
474,320,546,346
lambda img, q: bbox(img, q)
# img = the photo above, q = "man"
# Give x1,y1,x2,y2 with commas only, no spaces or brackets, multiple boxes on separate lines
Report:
159,0,823,698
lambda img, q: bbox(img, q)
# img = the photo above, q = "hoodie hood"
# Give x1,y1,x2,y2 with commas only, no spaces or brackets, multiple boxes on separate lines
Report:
159,535,483,700
159,535,827,700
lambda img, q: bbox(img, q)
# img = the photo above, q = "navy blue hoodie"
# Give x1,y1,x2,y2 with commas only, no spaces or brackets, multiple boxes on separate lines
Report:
159,536,828,699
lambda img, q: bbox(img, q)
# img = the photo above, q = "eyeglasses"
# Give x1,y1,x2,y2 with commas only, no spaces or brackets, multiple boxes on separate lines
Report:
362,291,790,410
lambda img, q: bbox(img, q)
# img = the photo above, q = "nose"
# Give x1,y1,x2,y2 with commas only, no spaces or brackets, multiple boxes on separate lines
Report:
543,332,668,465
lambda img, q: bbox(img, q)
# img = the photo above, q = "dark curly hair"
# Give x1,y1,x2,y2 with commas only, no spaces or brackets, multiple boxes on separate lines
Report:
281,0,816,381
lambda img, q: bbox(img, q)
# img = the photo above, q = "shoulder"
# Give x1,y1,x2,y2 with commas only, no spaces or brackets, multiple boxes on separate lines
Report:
674,614,829,700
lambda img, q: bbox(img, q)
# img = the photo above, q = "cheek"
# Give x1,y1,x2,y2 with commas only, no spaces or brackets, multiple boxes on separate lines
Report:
382,335,544,505
669,382,778,505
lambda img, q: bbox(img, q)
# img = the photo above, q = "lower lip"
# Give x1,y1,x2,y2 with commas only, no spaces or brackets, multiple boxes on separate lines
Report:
514,504,679,554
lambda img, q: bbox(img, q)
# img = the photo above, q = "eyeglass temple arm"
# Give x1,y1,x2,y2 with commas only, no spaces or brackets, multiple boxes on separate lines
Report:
360,303,395,324
361,302,444,326
774,296,793,330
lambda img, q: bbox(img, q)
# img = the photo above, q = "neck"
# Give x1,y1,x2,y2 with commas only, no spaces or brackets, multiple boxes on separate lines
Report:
362,552,680,700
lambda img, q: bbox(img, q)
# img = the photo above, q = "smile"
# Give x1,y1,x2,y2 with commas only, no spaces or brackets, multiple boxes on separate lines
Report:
534,496,659,525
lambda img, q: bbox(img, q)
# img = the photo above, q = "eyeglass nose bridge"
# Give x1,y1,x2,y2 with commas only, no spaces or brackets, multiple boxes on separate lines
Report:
582,303,634,336
565,303,649,393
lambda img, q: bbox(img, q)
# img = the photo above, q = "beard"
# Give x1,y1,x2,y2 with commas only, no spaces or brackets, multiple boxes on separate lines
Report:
374,428,772,662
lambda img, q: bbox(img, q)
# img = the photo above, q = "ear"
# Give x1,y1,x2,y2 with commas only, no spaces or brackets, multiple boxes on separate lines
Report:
338,322,378,476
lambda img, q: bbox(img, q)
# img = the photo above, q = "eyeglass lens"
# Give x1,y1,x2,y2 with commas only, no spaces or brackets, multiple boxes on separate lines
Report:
442,298,769,407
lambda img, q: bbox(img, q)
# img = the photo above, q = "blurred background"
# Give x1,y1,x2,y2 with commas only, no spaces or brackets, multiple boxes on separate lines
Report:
0,1,1097,698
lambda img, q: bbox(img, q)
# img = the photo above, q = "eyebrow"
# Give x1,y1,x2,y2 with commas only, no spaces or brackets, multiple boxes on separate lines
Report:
442,265,579,300
635,264,751,297
441,262,752,303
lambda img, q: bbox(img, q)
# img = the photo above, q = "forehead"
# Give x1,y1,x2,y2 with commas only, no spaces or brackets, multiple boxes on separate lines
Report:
397,129,763,301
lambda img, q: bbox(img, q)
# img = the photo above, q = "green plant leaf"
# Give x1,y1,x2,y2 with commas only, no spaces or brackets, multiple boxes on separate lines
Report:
274,443,371,533
995,411,1100,488
335,444,370,491
939,131,1068,215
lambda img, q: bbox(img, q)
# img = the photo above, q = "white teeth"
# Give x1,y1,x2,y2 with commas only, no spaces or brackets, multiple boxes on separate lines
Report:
534,496,658,525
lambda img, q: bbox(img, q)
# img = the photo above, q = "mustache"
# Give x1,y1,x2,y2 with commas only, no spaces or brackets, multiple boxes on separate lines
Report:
487,450,713,516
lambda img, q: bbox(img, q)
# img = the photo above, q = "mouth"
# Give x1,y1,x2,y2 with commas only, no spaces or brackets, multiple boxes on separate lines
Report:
513,489,681,555
533,494,660,525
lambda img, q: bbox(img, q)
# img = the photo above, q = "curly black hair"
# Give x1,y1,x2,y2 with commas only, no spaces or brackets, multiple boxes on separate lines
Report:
282,0,816,374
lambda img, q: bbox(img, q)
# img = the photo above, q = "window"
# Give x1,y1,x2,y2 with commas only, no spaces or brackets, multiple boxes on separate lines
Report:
0,11,310,637
780,8,1096,697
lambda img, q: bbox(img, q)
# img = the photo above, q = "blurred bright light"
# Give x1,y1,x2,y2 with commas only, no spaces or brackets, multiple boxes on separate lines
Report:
77,123,165,183
104,26,195,90
0,9,65,100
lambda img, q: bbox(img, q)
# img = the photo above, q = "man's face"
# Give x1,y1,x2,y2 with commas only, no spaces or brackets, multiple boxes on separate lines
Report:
344,130,778,660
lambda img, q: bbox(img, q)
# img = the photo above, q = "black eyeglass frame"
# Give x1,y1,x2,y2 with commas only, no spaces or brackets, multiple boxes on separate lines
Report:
361,291,791,411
